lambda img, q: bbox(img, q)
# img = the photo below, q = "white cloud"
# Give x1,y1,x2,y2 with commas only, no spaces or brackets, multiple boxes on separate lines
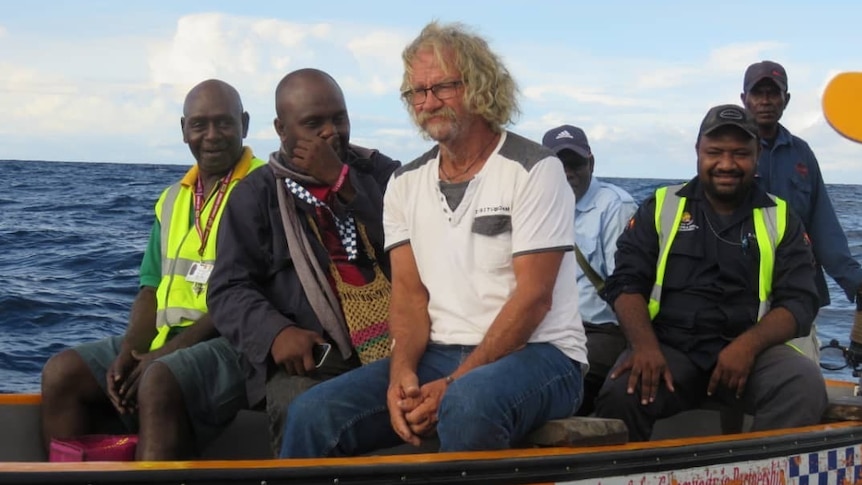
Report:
633,42,787,91
0,13,412,163
250,127,277,141
634,66,699,90
0,25,7,38
524,84,648,107
145,13,408,112
706,41,786,72
346,30,408,69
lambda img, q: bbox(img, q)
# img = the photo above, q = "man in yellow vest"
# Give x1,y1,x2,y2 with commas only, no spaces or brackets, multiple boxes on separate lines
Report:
40,79,265,460
594,104,827,441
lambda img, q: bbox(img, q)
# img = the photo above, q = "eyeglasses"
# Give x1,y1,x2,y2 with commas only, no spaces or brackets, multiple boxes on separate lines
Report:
401,80,463,105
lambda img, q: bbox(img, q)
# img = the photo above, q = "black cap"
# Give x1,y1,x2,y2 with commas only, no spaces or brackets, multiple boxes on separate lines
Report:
698,104,759,139
743,60,788,93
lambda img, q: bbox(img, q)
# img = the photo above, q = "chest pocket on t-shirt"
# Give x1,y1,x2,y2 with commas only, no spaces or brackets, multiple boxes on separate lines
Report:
472,215,512,270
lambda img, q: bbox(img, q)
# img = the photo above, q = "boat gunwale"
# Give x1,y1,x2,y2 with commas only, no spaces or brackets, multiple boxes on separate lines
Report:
2,379,859,484
0,421,860,485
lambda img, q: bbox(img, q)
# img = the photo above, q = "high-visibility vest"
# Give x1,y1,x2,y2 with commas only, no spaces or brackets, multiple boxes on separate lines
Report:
149,152,265,351
648,184,787,322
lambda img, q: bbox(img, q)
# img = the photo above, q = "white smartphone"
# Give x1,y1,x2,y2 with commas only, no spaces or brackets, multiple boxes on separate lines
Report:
313,343,332,368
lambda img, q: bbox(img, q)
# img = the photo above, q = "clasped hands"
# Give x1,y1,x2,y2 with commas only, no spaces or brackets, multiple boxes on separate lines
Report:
387,374,449,446
105,345,171,415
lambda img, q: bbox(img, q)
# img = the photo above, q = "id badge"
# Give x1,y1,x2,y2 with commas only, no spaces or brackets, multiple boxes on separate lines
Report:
186,262,213,284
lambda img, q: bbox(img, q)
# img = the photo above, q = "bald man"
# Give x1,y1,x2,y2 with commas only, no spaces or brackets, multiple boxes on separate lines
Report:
208,68,399,455
41,79,266,460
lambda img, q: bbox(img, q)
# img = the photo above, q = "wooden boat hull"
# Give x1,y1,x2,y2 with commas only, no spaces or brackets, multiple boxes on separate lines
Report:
2,380,859,484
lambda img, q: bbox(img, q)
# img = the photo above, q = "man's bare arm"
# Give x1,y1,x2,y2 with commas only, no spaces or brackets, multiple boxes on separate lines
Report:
386,243,432,445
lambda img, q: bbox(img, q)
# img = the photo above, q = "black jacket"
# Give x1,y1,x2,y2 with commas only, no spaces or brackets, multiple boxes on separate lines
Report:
208,149,399,405
601,177,819,369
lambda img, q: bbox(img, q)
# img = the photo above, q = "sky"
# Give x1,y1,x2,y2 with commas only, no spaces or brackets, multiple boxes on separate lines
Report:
2,0,861,183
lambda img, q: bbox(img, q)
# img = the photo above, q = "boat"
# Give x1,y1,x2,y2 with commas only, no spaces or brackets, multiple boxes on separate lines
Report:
1,376,861,484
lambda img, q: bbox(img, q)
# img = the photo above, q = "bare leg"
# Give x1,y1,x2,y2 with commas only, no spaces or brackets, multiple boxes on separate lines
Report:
40,349,112,452
135,362,194,460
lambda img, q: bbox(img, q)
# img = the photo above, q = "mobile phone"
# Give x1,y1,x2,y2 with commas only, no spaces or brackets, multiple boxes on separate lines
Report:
313,343,332,368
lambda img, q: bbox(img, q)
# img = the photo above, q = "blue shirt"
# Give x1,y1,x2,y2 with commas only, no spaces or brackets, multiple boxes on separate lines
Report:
575,178,637,324
755,124,862,305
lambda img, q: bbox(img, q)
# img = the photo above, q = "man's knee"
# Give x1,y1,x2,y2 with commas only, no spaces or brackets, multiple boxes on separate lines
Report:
594,375,633,414
440,381,506,422
779,356,827,407
42,350,97,399
137,362,183,411
283,383,328,426
760,349,824,393
436,383,510,449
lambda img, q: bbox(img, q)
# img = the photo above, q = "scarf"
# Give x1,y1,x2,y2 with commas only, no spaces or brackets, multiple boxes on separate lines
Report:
268,151,352,358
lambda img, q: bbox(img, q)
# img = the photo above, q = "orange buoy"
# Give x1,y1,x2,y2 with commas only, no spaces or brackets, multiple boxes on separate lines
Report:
822,72,862,143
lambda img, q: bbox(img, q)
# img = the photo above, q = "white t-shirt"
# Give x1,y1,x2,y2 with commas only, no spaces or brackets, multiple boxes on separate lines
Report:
383,131,587,364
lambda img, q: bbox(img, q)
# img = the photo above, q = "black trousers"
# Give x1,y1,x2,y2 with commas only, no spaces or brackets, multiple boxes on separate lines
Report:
594,342,827,441
578,323,627,416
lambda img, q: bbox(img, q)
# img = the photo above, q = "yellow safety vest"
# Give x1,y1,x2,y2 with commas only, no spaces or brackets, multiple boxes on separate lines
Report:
149,149,265,351
648,184,787,322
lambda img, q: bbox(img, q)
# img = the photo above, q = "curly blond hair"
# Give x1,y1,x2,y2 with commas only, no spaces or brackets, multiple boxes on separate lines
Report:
401,21,520,132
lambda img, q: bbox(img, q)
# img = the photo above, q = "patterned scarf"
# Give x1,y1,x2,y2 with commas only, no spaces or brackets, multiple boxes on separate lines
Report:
268,151,352,359
282,178,358,261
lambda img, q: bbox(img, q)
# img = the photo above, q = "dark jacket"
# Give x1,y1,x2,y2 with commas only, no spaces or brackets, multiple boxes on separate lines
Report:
756,124,862,305
602,177,819,369
208,148,399,405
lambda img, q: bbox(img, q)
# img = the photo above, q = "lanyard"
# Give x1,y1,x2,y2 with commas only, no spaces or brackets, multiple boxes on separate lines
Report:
193,170,233,256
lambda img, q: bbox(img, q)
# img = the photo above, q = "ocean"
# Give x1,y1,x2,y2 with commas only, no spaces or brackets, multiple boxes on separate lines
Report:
1,159,861,393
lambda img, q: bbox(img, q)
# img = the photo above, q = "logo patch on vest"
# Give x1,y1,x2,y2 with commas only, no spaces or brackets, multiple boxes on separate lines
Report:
677,211,699,232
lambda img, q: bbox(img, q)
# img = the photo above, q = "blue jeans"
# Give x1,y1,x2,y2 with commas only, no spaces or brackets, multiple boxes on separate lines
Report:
280,343,583,457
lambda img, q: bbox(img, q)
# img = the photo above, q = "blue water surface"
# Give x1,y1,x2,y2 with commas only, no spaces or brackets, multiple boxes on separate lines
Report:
1,160,861,392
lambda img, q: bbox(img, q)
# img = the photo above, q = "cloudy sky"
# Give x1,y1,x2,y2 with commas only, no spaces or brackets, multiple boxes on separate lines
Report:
2,0,861,182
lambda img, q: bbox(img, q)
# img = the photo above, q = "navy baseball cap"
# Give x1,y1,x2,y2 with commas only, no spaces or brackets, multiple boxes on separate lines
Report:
698,104,759,139
542,125,591,158
743,60,788,93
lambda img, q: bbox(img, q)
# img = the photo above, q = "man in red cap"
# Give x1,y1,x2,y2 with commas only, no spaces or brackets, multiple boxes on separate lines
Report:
741,60,862,363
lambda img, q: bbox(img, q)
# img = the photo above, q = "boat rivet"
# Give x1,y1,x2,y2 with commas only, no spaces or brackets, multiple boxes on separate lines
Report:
514,468,519,473
261,481,267,485
566,466,571,471
333,479,339,484
656,457,660,462
401,476,407,482
462,471,468,477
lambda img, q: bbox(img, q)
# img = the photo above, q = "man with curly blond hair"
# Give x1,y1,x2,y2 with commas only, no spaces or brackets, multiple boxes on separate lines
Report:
279,21,587,457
